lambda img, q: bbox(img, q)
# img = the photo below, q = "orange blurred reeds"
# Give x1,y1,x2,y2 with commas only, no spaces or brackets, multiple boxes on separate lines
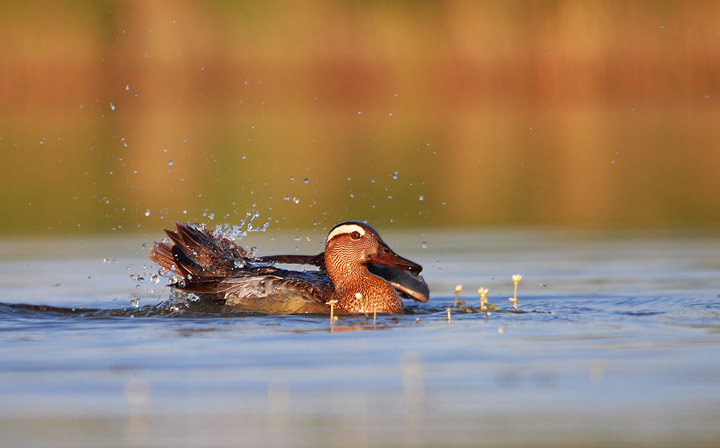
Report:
1,1,719,234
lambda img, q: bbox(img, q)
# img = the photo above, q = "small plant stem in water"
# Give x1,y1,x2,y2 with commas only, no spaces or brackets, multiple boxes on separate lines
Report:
355,292,369,320
327,300,338,325
454,284,463,308
511,274,522,310
478,288,489,312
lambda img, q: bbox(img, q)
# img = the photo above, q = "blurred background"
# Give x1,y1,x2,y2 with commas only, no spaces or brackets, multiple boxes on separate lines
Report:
2,0,719,236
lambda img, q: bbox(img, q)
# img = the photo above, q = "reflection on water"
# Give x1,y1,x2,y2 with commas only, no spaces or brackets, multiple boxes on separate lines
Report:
1,230,719,447
2,2,720,233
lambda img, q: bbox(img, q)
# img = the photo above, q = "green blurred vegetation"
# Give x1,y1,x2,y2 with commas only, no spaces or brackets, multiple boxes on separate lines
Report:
1,0,719,235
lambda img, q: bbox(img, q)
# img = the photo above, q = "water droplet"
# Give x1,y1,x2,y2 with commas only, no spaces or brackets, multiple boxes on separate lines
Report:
290,176,295,181
292,197,300,204
130,298,140,308
110,103,116,111
421,241,428,249
208,212,215,220
125,85,130,91
304,178,309,184
419,194,424,201
144,210,151,217
370,178,376,184
392,171,398,180
168,160,173,167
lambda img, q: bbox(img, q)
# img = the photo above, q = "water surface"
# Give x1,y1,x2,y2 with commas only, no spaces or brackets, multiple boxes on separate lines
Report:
1,230,719,447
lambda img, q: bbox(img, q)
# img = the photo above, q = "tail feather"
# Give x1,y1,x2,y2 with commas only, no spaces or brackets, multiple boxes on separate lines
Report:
148,222,247,279
147,240,180,273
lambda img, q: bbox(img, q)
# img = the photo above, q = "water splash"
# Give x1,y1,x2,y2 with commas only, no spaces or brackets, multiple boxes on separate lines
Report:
213,210,271,243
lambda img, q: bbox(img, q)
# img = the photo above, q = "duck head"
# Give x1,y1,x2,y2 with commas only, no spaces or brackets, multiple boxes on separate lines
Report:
324,221,423,275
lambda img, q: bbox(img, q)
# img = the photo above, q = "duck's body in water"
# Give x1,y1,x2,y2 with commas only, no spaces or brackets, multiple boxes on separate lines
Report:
148,221,430,314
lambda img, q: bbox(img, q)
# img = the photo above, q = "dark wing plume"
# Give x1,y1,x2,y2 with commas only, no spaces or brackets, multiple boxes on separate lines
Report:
148,222,248,278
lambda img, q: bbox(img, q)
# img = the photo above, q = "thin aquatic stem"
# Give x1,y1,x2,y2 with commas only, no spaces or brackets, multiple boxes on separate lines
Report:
327,299,338,325
478,287,489,312
355,292,369,321
453,284,463,308
510,274,522,311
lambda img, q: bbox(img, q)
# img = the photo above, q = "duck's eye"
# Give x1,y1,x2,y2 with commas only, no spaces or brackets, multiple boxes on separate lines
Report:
351,231,361,239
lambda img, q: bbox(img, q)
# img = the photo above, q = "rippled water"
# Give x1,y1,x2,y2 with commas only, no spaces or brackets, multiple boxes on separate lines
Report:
1,230,719,447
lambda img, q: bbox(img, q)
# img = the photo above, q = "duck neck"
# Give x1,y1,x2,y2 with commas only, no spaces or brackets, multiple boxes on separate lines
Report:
328,264,403,314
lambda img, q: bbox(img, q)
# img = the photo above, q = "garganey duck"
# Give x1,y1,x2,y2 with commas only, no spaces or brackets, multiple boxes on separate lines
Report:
148,221,429,314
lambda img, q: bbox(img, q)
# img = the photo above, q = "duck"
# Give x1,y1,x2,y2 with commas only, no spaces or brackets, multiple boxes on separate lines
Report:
148,221,429,314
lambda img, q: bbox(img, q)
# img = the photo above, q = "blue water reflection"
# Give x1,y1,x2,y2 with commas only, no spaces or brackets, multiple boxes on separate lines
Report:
1,230,719,447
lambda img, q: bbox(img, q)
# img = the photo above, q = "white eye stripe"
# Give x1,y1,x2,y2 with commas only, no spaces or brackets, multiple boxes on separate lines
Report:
326,224,366,242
